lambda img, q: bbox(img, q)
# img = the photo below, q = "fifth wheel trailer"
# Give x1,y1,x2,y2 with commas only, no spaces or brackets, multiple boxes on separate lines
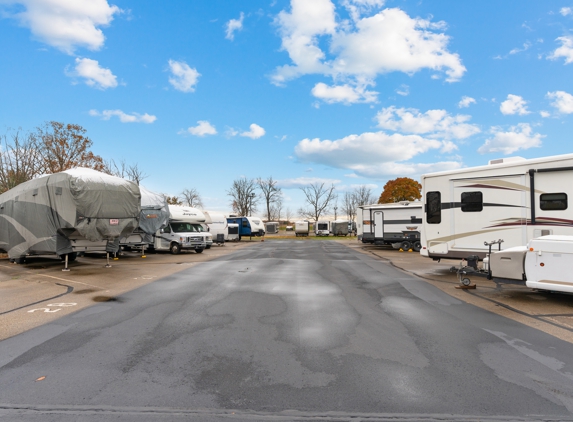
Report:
0,168,140,264
420,153,573,261
357,202,423,251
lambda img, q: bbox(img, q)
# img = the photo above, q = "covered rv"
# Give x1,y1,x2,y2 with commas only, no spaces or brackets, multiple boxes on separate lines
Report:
265,221,280,234
331,220,349,236
120,186,169,251
0,168,140,263
357,202,423,251
421,153,573,260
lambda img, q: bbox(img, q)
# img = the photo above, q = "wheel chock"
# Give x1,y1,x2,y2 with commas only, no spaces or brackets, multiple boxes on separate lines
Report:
455,284,477,289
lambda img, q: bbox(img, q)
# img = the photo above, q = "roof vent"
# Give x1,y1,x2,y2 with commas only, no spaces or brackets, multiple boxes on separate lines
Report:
488,156,526,165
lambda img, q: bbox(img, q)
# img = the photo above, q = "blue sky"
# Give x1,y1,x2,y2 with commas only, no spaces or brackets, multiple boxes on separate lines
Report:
1,0,573,215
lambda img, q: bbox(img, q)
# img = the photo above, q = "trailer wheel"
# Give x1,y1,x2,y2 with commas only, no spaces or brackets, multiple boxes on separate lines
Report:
195,248,204,254
413,241,421,252
461,277,471,286
169,243,181,255
400,240,412,251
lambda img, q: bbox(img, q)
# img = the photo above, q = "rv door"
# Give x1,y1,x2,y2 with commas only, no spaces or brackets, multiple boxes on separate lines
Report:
373,211,384,238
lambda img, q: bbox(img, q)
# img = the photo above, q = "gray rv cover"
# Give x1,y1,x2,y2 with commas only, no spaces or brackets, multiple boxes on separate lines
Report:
138,186,169,242
0,168,141,259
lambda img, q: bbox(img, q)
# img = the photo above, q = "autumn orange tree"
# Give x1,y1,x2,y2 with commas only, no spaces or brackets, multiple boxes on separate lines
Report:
378,177,422,203
36,121,105,174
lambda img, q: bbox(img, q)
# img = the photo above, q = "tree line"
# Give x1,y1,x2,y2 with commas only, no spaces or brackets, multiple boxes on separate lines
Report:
1,121,422,219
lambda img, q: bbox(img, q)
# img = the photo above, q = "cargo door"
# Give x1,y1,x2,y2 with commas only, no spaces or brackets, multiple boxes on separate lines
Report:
452,175,527,253
374,211,384,239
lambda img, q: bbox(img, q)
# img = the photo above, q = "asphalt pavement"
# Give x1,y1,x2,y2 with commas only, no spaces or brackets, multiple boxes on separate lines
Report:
2,240,573,421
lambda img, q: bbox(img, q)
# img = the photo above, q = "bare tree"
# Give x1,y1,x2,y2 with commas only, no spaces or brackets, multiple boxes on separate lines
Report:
104,159,148,185
0,129,44,193
257,176,282,221
36,121,105,173
180,188,203,208
353,185,375,206
342,191,357,222
269,196,283,221
284,207,293,224
298,182,336,222
227,177,258,216
165,195,182,205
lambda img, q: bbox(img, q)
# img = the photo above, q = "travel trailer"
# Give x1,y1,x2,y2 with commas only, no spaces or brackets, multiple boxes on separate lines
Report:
265,221,280,234
453,235,573,294
119,186,169,253
331,220,349,236
357,202,423,251
295,220,309,237
203,210,231,242
151,205,209,254
315,220,330,236
0,168,140,266
226,216,265,239
420,153,573,261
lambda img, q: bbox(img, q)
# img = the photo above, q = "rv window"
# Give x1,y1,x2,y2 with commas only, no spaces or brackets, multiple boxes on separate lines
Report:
242,220,248,227
461,191,483,212
426,191,441,224
540,193,567,211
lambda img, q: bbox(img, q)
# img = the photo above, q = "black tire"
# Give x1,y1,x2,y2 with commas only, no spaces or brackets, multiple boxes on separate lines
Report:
413,241,421,252
195,248,204,254
401,241,412,251
206,245,211,249
462,277,471,286
169,243,181,255
15,257,26,264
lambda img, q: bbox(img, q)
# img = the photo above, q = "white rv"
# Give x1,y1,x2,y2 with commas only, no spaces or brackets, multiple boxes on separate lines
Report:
295,221,309,237
265,221,280,234
315,220,330,236
357,202,423,251
151,205,210,254
203,210,231,243
421,153,573,261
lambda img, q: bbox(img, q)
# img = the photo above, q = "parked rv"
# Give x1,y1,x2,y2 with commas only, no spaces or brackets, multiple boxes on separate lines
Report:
151,205,209,254
226,216,265,239
453,235,573,295
203,210,231,243
421,153,573,261
315,220,330,236
265,221,280,234
331,220,349,236
227,223,240,241
357,202,423,251
0,168,140,265
120,186,170,253
295,221,309,237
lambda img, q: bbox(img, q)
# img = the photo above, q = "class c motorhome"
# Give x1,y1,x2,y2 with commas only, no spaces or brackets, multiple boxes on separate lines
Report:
357,202,423,251
420,153,573,261
151,205,210,254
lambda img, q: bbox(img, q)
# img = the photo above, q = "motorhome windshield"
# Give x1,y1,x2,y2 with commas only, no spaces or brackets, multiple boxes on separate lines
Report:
192,224,205,232
171,222,201,233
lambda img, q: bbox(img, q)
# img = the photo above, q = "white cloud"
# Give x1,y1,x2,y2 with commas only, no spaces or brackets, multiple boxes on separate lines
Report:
272,2,465,101
277,177,341,188
67,58,117,89
500,94,530,115
311,82,377,104
509,41,531,55
225,12,244,41
341,0,385,22
375,106,480,140
547,90,573,113
539,110,551,118
548,36,573,64
168,59,200,93
395,84,409,96
458,96,476,108
89,109,156,123
560,7,572,16
3,0,120,54
180,120,217,136
478,123,544,155
240,123,266,139
294,130,454,179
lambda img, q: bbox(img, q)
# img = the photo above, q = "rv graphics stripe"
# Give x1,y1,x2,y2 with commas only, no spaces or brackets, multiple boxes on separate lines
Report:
441,202,523,210
454,178,544,194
